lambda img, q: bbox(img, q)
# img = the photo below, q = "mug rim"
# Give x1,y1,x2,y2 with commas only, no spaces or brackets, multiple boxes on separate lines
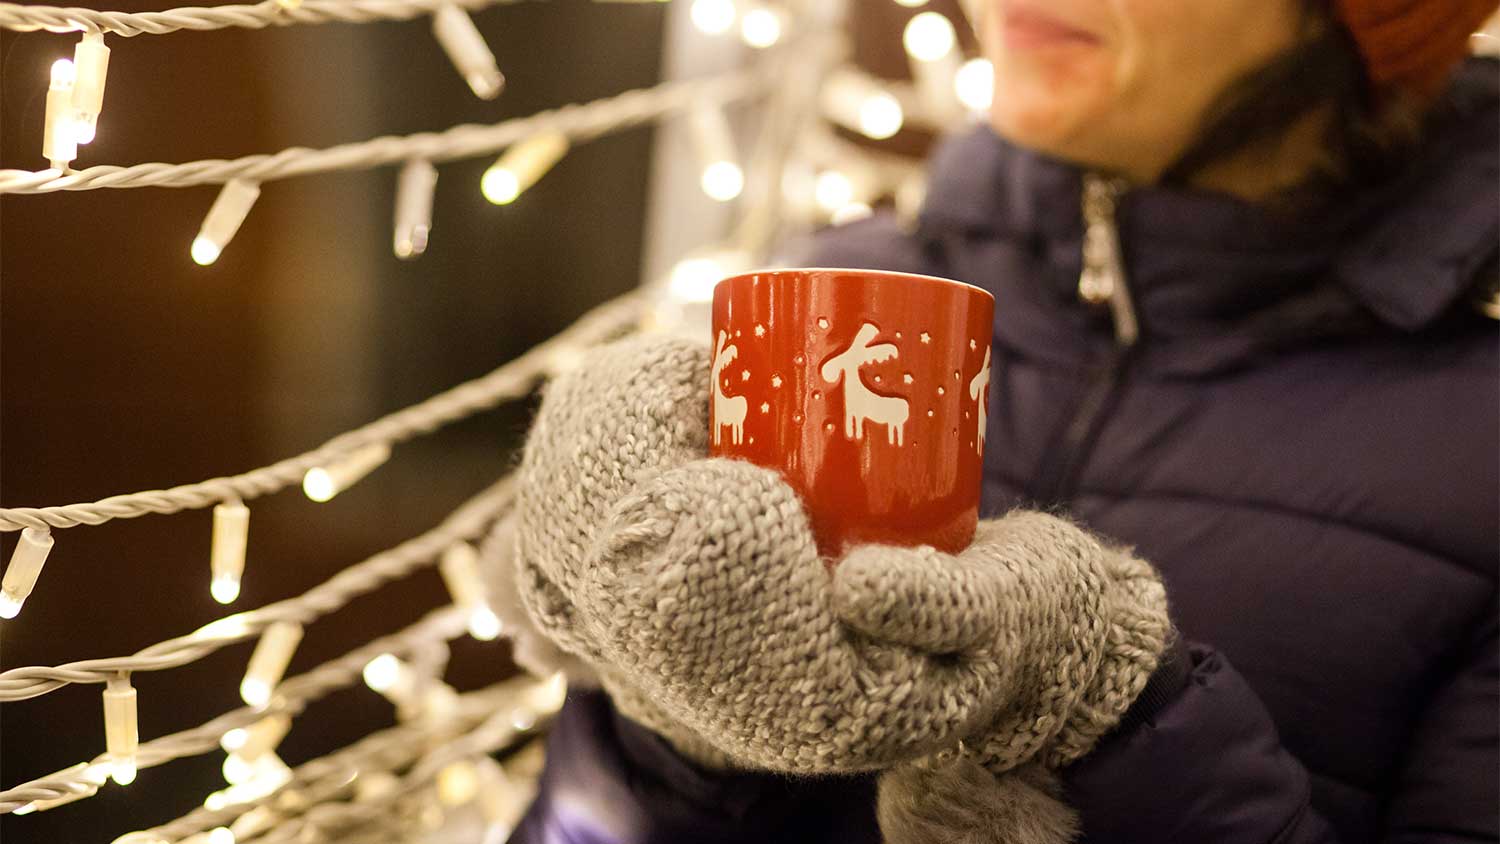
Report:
715,267,994,301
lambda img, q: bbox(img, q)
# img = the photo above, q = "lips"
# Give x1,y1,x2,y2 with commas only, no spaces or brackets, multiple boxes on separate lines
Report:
1001,4,1100,49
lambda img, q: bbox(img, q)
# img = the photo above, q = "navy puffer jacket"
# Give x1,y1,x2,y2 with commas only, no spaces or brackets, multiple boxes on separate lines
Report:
510,59,1498,843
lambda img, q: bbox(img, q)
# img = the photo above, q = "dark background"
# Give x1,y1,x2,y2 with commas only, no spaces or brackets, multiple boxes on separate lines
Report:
1,2,664,840
0,0,973,839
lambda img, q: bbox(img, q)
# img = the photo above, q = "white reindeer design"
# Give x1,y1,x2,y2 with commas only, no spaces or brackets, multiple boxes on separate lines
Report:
712,330,747,445
968,346,991,456
820,322,909,446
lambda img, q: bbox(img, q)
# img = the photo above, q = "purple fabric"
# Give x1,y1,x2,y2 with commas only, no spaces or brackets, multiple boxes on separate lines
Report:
509,58,1499,843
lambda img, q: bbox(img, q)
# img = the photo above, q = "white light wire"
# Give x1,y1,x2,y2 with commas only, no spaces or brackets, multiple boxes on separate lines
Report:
0,0,510,38
0,472,511,705
0,291,639,535
0,606,469,813
142,676,553,843
0,66,771,194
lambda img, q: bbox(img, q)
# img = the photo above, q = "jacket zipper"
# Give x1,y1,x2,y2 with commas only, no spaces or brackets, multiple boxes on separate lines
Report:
1029,173,1140,508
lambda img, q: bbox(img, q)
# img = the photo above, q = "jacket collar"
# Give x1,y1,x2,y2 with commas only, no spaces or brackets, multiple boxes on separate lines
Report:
918,58,1498,374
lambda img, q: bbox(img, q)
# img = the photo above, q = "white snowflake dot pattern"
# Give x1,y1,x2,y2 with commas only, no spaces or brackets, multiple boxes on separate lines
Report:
771,375,783,388
969,339,977,351
754,324,766,337
937,386,946,396
825,422,836,433
817,317,830,329
926,409,934,417
873,375,882,383
895,331,903,339
953,371,960,380
735,330,742,337
920,332,931,344
760,402,770,413
794,355,805,365
903,373,913,384
741,370,751,381
793,413,803,423
813,390,822,399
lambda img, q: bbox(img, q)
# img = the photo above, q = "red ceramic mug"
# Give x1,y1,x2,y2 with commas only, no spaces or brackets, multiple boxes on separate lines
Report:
709,268,995,557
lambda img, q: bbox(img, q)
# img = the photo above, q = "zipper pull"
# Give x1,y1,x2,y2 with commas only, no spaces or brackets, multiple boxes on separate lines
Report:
1078,173,1139,346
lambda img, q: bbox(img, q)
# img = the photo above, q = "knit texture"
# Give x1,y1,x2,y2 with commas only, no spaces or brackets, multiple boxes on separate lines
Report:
508,334,1173,838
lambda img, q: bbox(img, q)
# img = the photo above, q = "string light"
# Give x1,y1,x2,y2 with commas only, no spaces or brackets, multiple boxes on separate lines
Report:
191,179,260,266
42,59,78,171
239,621,303,709
210,500,249,605
302,442,391,502
393,159,439,259
903,11,956,62
954,57,993,112
814,169,855,212
103,674,139,786
2,526,53,619
438,542,502,642
739,5,782,48
431,4,504,100
220,713,291,762
667,250,744,303
688,103,743,202
70,33,110,145
822,69,904,140
481,132,569,205
15,763,111,814
689,0,736,34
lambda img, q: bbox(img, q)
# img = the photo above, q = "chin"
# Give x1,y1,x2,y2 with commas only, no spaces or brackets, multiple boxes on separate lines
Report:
986,59,1116,165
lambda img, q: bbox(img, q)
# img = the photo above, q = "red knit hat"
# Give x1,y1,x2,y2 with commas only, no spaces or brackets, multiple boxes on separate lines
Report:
1334,0,1498,98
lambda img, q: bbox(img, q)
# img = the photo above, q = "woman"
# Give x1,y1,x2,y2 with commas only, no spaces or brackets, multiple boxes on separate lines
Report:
493,0,1498,841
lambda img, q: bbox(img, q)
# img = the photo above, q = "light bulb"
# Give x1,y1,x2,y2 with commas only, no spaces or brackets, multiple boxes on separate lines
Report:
103,676,139,786
468,606,502,641
363,653,401,692
239,621,302,708
481,132,569,205
740,7,782,48
393,159,438,259
904,11,956,62
480,169,520,205
814,170,854,212
1,527,53,619
220,728,248,753
690,0,736,34
43,59,78,170
700,161,744,201
208,827,235,844
302,442,391,502
190,236,222,266
438,761,481,807
858,92,904,139
431,5,503,99
190,180,260,267
222,753,253,785
955,57,994,112
210,500,249,605
687,103,740,202
70,33,109,146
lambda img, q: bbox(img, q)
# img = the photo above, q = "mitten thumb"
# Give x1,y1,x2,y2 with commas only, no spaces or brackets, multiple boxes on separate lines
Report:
877,757,1078,844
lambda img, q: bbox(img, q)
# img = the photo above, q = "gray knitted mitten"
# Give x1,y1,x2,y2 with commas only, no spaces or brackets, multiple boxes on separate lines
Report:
508,334,1172,842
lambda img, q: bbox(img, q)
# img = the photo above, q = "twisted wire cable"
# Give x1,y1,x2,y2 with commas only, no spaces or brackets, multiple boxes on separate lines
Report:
0,475,513,702
140,676,553,842
0,67,770,194
0,0,511,37
0,606,469,813
0,291,638,533
241,680,555,844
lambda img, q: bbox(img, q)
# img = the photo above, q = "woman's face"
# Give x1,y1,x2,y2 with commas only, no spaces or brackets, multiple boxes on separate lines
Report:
980,0,1307,181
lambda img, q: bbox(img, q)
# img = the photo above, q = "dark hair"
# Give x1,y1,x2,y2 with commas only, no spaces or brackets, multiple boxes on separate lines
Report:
1160,1,1425,196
